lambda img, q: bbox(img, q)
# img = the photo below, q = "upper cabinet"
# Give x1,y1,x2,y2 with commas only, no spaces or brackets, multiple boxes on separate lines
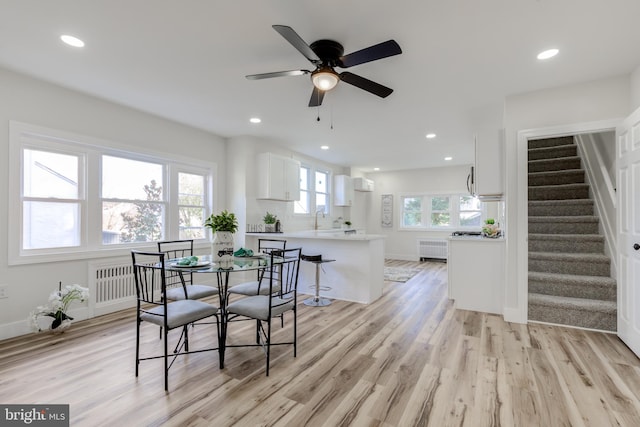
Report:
353,177,374,192
257,153,301,201
334,175,353,206
474,131,503,200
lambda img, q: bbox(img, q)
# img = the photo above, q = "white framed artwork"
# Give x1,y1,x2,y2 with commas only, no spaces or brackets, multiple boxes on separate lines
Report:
381,194,393,228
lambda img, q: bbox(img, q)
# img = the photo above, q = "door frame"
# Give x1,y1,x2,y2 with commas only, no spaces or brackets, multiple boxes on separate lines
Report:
515,118,622,324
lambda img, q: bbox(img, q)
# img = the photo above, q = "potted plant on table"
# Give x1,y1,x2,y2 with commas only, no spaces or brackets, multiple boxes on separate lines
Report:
205,210,238,261
263,212,277,233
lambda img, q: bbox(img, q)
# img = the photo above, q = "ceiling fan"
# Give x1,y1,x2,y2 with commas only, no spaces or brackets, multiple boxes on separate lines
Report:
246,25,402,107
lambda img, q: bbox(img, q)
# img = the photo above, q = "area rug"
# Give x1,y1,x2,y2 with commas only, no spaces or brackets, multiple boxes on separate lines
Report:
384,267,421,282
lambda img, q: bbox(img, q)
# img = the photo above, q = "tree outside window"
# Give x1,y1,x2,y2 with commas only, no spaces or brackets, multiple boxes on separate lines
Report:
402,197,422,227
430,196,450,227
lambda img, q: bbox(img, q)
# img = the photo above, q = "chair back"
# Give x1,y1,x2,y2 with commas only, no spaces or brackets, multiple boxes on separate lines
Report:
157,239,195,259
131,251,166,306
258,238,287,255
273,247,301,299
157,239,195,290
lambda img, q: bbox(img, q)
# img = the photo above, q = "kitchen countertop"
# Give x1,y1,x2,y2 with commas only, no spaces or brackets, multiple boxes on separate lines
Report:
246,230,386,241
448,235,505,242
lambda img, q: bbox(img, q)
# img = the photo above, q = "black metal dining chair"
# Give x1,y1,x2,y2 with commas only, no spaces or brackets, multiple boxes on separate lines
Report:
226,247,301,376
157,239,218,301
131,250,220,391
227,238,286,297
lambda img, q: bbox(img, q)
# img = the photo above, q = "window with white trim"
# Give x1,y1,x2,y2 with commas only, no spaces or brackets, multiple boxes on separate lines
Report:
9,121,214,263
294,166,330,215
400,194,485,229
294,166,310,214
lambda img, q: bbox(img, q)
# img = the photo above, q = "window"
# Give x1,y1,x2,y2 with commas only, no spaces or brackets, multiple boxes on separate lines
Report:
22,149,83,249
101,155,165,244
459,195,483,226
315,170,329,214
9,121,214,263
400,194,485,229
294,166,330,215
177,172,206,239
295,166,310,214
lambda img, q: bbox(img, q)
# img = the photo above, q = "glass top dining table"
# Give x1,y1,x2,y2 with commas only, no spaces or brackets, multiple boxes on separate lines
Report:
163,254,285,368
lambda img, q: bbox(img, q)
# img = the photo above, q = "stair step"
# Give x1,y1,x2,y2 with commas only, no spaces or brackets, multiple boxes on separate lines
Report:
528,233,604,253
528,199,594,216
528,271,616,301
528,169,585,186
528,292,616,331
529,215,599,234
528,136,575,150
528,183,589,200
528,144,577,161
529,251,610,276
528,156,581,173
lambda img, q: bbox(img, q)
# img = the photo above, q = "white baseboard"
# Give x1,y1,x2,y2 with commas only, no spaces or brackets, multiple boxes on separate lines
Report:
503,307,526,324
385,253,421,261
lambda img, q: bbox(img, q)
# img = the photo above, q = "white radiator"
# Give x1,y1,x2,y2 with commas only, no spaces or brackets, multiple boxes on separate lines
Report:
88,258,137,315
417,238,448,261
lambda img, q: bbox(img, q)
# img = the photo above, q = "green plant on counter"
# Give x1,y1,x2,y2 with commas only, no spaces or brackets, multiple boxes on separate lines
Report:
204,210,238,233
263,212,277,224
344,220,352,227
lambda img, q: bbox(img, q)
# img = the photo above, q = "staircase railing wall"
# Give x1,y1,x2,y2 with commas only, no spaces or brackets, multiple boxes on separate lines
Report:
575,133,617,278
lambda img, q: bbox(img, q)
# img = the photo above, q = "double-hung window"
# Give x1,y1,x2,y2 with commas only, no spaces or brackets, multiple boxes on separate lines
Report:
400,193,485,229
294,165,330,215
9,121,214,264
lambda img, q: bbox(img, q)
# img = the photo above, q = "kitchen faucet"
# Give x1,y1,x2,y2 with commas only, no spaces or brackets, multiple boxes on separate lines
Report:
314,209,325,230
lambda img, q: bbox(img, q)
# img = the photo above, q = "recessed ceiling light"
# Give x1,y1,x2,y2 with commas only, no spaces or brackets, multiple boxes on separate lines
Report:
320,145,329,150
373,167,380,171
60,35,85,48
426,133,437,139
444,156,452,161
249,117,261,124
537,48,559,60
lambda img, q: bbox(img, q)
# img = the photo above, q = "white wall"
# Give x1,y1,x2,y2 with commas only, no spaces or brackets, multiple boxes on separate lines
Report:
503,75,630,321
0,67,226,338
365,165,471,260
631,64,640,111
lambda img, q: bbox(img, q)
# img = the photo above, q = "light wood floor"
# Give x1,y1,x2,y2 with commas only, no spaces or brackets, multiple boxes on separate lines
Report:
2,260,640,426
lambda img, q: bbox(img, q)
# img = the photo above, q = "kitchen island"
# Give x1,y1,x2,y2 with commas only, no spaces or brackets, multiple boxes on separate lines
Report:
246,230,386,304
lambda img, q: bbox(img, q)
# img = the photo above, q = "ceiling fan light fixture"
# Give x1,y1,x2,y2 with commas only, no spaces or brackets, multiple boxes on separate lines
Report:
311,68,339,91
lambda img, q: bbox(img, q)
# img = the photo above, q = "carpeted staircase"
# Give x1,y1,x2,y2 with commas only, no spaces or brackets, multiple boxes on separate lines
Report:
527,136,616,331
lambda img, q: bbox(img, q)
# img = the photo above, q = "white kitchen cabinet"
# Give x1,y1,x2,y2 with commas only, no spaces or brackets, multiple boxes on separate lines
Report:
474,131,503,200
447,237,504,314
257,153,300,201
334,175,353,206
353,177,374,192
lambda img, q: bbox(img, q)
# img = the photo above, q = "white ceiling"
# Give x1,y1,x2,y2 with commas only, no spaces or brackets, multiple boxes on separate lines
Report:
1,1,640,172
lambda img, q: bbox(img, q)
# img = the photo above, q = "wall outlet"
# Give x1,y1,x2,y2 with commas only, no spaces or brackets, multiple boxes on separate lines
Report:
0,284,8,299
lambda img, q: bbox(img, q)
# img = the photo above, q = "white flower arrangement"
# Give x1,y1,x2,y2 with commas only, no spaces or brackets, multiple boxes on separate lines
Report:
29,283,90,332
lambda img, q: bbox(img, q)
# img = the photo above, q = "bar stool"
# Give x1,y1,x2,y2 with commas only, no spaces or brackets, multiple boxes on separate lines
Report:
301,254,335,306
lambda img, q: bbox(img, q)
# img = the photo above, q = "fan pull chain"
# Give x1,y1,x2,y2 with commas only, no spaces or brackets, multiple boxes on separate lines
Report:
330,105,334,130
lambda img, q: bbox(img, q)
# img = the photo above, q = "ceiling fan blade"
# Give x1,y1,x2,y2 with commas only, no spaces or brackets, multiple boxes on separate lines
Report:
272,25,321,63
246,69,309,80
339,72,394,98
308,87,325,107
338,40,402,68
